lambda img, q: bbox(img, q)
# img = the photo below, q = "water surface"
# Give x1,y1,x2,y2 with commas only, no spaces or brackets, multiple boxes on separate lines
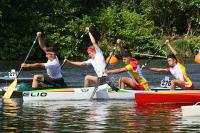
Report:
0,59,200,132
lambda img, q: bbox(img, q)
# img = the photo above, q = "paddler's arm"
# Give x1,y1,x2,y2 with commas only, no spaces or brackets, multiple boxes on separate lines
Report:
148,68,168,72
165,40,184,64
21,63,45,68
147,67,168,72
64,59,86,66
36,32,48,52
85,27,99,50
104,68,127,74
165,40,177,55
142,64,168,72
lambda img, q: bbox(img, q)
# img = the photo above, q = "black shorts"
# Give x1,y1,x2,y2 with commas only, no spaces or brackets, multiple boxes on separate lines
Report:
99,76,108,85
43,74,67,88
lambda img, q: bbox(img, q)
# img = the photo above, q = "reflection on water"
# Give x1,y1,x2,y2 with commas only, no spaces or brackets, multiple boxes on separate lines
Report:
2,99,18,117
0,99,21,132
1,100,200,132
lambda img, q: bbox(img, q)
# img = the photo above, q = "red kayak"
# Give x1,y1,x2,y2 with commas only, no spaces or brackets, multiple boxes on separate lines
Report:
135,91,200,105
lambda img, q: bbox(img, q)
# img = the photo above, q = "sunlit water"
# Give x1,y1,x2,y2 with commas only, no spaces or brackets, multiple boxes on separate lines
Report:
0,59,200,132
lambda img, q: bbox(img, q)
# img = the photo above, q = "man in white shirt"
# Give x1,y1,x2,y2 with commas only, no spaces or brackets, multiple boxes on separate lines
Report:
21,32,66,88
64,27,106,87
142,40,194,90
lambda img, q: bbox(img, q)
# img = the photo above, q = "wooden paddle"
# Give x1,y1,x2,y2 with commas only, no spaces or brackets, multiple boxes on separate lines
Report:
90,45,117,100
3,37,37,99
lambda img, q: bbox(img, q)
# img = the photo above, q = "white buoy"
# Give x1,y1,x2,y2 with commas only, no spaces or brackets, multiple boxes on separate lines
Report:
182,102,200,117
8,69,18,78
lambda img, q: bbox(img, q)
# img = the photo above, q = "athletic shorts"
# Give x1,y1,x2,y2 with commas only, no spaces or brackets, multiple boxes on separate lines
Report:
130,79,149,90
184,84,195,90
99,76,108,85
43,74,67,88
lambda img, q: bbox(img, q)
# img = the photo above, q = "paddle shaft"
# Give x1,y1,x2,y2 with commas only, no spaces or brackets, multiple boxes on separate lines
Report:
133,53,166,59
90,45,117,100
144,43,166,65
61,57,66,69
61,32,85,69
17,37,38,77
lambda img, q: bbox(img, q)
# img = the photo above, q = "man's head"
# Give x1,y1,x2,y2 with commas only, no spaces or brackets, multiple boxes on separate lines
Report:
87,46,96,59
167,54,178,67
122,52,132,64
45,47,57,60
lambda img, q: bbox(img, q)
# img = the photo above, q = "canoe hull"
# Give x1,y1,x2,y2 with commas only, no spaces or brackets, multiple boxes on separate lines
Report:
23,84,147,101
135,91,200,105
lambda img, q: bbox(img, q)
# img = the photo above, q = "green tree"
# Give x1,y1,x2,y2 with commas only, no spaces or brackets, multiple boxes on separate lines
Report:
140,0,200,36
96,5,157,56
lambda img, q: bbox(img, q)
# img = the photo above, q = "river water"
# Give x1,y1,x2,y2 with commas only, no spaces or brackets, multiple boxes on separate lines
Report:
0,59,200,132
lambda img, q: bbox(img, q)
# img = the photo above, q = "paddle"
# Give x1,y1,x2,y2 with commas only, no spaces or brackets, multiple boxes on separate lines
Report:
61,32,86,69
142,42,166,69
3,37,37,99
61,56,67,69
90,45,117,100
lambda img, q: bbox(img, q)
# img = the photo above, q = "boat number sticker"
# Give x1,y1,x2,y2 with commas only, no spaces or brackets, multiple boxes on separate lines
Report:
160,76,171,88
81,88,89,92
160,79,171,88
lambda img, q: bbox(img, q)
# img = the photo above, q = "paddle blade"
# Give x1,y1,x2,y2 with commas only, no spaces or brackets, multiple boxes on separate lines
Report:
3,79,17,99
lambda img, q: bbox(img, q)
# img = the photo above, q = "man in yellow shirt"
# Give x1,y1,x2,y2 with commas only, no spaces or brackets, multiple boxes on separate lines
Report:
104,52,149,90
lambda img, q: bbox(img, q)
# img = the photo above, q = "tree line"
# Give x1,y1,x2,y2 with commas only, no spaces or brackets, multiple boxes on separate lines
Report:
0,0,200,60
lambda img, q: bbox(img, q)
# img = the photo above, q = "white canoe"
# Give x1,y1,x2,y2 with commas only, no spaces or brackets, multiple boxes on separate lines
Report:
22,84,151,101
182,102,200,117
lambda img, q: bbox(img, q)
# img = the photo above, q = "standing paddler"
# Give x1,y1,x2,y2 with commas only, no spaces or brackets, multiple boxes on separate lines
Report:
21,32,66,88
142,40,195,90
64,27,107,87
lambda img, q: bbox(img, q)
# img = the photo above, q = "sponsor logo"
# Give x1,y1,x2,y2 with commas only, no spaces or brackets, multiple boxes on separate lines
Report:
23,92,47,97
81,88,89,92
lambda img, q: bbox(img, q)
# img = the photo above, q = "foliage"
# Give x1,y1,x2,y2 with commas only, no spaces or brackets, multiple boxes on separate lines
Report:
140,0,200,36
96,5,157,56
0,0,199,60
167,36,200,58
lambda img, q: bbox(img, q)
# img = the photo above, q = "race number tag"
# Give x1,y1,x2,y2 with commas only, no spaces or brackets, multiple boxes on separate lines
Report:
160,76,171,88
